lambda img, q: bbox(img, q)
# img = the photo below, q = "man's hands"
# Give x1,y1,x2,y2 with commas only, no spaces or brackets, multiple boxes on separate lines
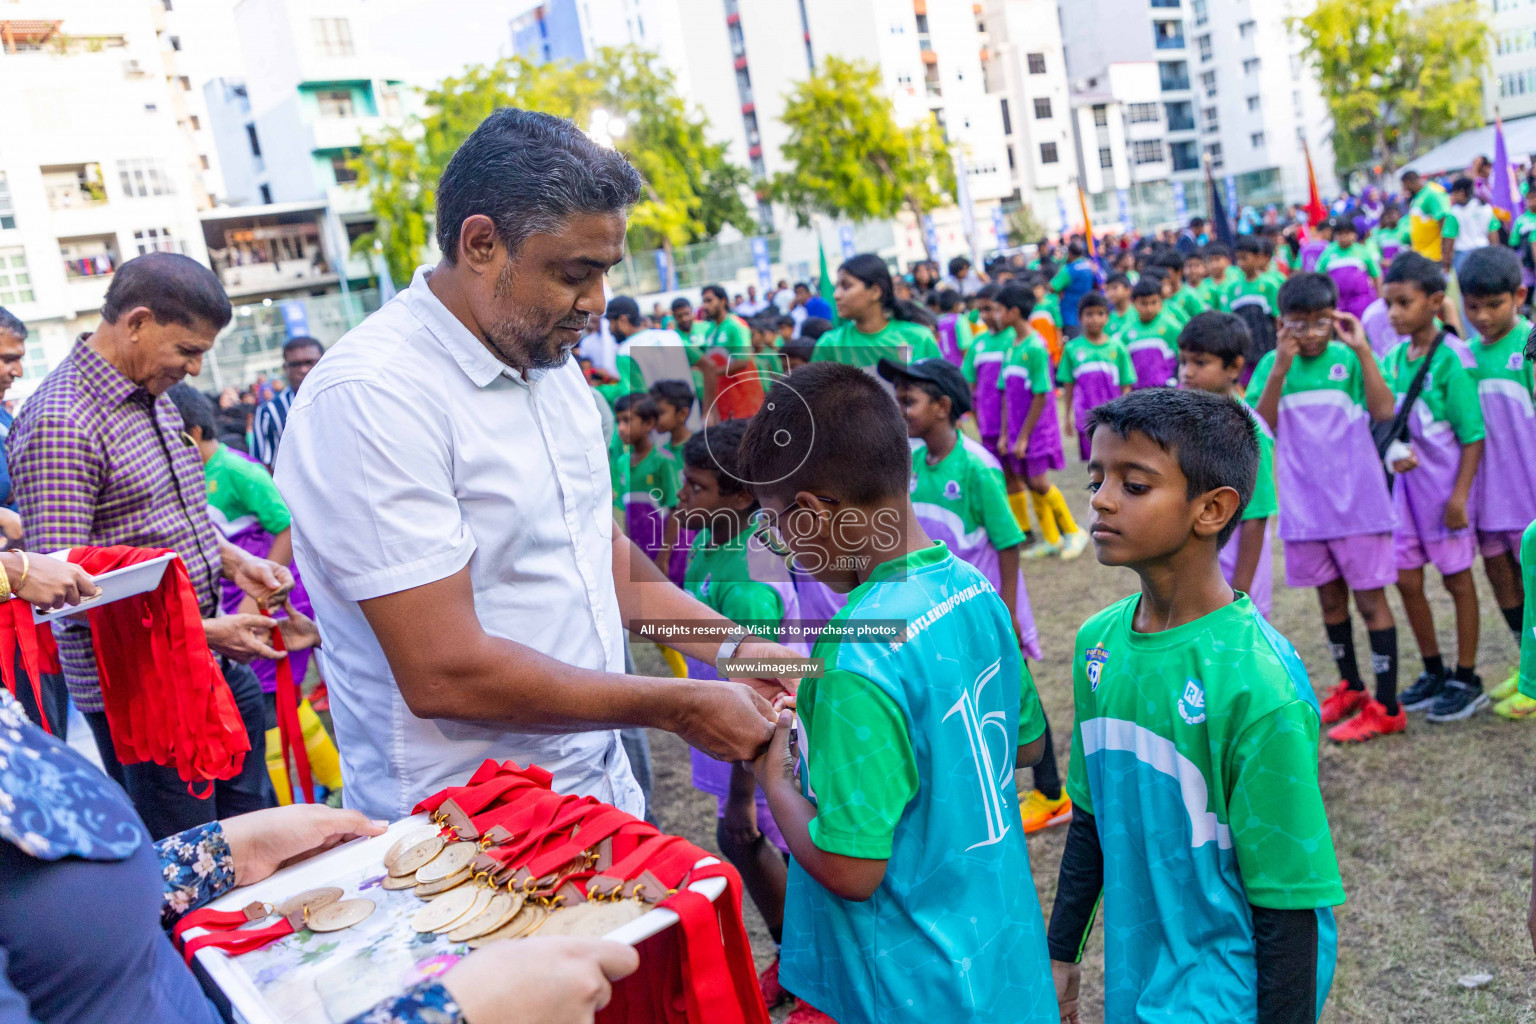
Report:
10,553,101,610
231,554,293,607
0,508,22,545
671,680,777,762
203,614,284,662
1052,960,1082,1024
729,638,803,700
221,805,386,886
442,936,640,1024
277,601,322,652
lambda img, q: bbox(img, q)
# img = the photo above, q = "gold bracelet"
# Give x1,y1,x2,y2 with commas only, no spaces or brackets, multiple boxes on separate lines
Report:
15,550,28,595
0,554,12,602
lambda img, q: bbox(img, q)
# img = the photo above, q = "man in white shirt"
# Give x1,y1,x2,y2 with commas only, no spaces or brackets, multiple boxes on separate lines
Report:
276,109,789,821
1450,175,1498,276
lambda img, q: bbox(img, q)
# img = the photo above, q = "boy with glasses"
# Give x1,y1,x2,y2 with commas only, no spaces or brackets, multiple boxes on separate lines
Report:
1249,273,1404,742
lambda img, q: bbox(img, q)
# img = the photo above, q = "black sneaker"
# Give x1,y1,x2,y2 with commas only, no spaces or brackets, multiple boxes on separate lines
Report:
1425,677,1489,722
1399,670,1447,712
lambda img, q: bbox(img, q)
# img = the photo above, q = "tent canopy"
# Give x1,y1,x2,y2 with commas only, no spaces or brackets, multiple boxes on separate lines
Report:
1402,114,1536,178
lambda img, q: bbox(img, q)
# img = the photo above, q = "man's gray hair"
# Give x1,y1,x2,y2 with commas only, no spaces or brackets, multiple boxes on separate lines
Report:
435,108,643,262
0,307,25,342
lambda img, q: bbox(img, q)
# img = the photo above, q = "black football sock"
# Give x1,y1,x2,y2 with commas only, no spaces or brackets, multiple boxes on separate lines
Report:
1422,654,1445,678
1504,605,1523,638
1453,664,1479,687
1326,619,1363,689
1369,627,1399,715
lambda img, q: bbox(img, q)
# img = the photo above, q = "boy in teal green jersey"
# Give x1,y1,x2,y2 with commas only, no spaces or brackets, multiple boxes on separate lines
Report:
1119,277,1184,389
649,379,698,588
676,420,797,976
1510,188,1536,283
1048,387,1345,1024
1177,311,1278,616
1151,250,1204,325
1182,250,1217,314
1228,235,1283,319
1455,247,1536,717
743,362,1057,1024
1203,242,1242,304
1104,273,1136,334
611,393,679,568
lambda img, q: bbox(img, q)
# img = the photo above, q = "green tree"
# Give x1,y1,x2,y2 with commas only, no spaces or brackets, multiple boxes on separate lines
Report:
1006,204,1048,248
1293,0,1487,176
352,47,755,284
770,57,955,258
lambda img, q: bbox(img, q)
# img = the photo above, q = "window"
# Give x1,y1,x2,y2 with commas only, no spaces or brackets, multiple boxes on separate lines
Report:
1132,140,1165,165
1099,146,1114,168
178,76,191,91
117,158,173,197
1197,34,1212,61
1040,142,1059,164
259,183,272,204
1204,142,1223,169
1201,69,1217,96
245,124,262,158
1202,106,1218,132
0,249,34,305
1243,57,1261,75
1238,19,1256,38
1251,131,1266,148
133,228,182,255
1159,61,1189,92
1000,97,1012,135
1127,102,1160,123
145,103,158,112
735,66,754,106
1027,52,1047,74
1093,104,1108,127
0,174,14,231
189,115,200,131
1192,0,1207,25
728,22,746,58
1150,0,1180,6
316,90,355,119
330,152,358,184
1034,96,1052,119
312,18,354,58
1170,140,1199,171
1165,101,1195,131
169,35,181,51
1247,95,1261,112
1153,20,1185,50
380,86,402,119
199,154,210,170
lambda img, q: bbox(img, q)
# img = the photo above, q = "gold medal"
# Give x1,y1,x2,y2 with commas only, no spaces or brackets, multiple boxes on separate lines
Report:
389,836,445,877
446,891,525,942
538,900,642,939
306,898,376,933
465,904,546,947
383,827,441,873
381,873,420,891
410,884,479,933
414,866,471,897
414,841,477,884
433,887,493,934
273,887,343,918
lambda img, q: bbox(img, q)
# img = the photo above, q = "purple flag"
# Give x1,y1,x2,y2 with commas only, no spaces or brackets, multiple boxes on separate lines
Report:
1492,115,1518,219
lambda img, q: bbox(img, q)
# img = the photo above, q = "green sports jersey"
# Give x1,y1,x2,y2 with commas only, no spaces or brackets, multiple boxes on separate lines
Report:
1194,278,1225,312
1521,522,1536,699
1380,341,1486,445
1409,184,1453,258
1116,310,1183,389
1226,273,1281,318
910,437,1026,552
1067,593,1343,1020
1056,335,1134,389
809,317,942,368
701,314,751,361
1106,305,1136,337
682,526,786,631
1511,211,1536,256
1243,409,1278,520
999,330,1053,394
1166,284,1207,325
204,443,291,536
611,442,678,512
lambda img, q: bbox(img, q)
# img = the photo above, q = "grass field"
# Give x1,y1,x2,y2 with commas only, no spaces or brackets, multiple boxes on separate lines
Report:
635,483,1536,1024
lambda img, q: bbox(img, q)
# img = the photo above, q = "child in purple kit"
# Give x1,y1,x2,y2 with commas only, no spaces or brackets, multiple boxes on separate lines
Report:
961,283,1008,455
1379,254,1489,721
1249,272,1405,743
1121,276,1183,389
1057,292,1135,461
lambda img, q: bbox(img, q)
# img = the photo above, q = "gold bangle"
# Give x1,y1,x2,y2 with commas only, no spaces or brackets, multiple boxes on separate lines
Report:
15,550,28,594
0,555,12,602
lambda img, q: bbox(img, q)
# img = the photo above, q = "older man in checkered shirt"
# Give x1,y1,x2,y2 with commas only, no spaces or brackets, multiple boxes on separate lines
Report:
7,253,315,839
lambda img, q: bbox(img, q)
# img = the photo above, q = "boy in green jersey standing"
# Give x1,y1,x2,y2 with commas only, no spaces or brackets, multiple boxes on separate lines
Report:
1049,387,1345,1024
611,393,678,566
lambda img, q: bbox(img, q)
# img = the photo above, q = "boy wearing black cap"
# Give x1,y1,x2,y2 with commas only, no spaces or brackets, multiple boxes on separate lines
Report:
877,356,1073,834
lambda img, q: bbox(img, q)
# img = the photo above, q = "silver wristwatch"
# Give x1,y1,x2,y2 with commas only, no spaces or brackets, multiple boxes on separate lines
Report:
714,626,754,676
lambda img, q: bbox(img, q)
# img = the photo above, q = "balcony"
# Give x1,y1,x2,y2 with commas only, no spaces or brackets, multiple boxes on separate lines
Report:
41,164,107,211
308,115,383,154
208,221,336,298
1159,62,1191,92
1154,30,1186,50
1165,102,1196,131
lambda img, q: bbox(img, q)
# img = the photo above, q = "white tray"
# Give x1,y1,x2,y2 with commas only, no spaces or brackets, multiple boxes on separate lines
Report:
190,814,726,1024
31,549,176,623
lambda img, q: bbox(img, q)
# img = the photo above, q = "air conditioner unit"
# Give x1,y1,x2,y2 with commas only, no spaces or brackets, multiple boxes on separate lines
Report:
124,59,145,75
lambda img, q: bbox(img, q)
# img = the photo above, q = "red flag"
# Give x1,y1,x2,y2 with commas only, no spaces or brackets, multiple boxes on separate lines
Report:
1303,139,1328,228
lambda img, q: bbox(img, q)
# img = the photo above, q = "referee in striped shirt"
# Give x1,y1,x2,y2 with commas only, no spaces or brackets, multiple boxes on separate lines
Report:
252,335,324,468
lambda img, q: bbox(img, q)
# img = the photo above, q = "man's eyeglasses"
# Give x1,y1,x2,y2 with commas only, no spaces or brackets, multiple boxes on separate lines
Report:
1280,318,1334,338
749,497,841,556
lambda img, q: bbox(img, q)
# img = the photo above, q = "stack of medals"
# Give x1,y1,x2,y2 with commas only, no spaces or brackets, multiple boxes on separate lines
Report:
383,761,693,947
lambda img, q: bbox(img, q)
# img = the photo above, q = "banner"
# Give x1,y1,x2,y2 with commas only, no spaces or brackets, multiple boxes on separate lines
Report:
1171,181,1187,221
749,237,772,291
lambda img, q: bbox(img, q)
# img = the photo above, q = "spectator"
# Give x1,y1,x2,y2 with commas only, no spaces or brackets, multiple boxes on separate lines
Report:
0,307,27,509
250,335,324,469
6,252,307,839
1449,175,1498,276
939,255,987,297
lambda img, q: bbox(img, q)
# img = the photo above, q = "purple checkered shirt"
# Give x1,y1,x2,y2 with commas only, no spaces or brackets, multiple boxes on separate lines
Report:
7,336,223,712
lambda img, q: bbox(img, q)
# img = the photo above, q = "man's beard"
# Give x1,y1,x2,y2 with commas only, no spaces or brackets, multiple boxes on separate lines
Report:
482,266,590,373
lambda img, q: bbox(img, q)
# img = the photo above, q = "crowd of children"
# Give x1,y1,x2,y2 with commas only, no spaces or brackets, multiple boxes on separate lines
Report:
582,214,1536,1020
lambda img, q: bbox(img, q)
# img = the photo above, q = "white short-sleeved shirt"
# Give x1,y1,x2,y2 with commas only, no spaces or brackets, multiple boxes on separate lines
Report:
275,266,639,821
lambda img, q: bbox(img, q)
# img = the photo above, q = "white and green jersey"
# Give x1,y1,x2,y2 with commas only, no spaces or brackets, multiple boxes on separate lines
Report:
1066,594,1345,1022
1521,522,1536,700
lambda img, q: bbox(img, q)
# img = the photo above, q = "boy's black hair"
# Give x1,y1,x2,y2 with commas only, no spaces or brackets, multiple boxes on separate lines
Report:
1202,242,1231,260
995,282,1037,317
1177,311,1251,367
1182,250,1206,266
975,283,1002,301
670,296,693,311
683,420,753,497
1458,245,1523,298
1277,272,1339,315
935,288,963,312
1382,251,1447,297
1131,277,1164,300
167,382,218,439
799,317,834,340
1233,235,1266,257
1450,176,1475,196
614,391,660,422
782,337,817,363
1087,388,1258,546
1078,290,1109,316
1105,273,1132,289
1525,323,1536,365
1151,250,1186,275
776,315,796,331
738,362,910,505
648,379,695,414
